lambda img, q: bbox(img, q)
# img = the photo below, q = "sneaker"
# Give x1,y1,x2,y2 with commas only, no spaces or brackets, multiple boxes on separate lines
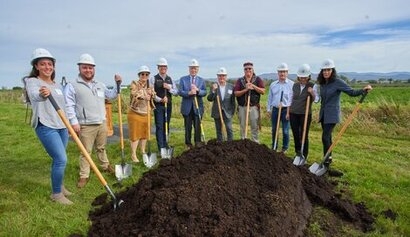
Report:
102,165,115,174
50,193,73,205
77,178,89,188
61,185,73,196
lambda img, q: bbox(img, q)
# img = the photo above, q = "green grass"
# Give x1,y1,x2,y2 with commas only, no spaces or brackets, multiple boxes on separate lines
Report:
0,85,409,236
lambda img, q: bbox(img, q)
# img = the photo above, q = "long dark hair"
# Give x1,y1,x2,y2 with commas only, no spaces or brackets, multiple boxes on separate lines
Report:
317,68,337,85
28,58,56,80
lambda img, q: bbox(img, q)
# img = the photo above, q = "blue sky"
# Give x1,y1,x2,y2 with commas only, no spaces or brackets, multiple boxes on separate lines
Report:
1,0,409,88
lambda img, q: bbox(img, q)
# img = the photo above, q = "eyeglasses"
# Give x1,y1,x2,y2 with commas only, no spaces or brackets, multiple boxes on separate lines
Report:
140,73,149,76
244,68,253,71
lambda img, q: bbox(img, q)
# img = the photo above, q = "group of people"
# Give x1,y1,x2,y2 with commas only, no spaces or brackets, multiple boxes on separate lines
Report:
25,47,372,205
26,48,121,205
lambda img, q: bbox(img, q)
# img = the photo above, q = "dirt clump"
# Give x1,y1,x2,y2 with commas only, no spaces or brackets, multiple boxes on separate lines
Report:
87,139,374,237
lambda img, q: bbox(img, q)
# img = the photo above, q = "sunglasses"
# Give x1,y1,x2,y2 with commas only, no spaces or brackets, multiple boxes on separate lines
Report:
140,73,150,76
244,68,253,71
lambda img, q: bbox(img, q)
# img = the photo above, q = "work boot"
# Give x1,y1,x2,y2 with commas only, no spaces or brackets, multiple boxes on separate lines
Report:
50,193,73,205
77,178,89,188
102,165,115,174
62,185,73,196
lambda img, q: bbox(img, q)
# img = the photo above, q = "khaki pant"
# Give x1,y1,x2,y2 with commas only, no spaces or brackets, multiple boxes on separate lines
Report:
78,122,110,178
238,105,259,143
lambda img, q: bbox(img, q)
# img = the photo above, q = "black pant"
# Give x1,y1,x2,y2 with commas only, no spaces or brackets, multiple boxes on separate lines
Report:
290,113,312,157
321,122,336,156
183,107,201,145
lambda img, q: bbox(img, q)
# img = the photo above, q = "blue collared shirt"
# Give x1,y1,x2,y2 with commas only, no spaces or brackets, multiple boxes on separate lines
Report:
267,78,294,112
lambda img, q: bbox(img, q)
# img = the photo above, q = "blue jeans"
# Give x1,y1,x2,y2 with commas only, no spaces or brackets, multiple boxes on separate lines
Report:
154,103,172,150
271,107,290,150
35,123,68,194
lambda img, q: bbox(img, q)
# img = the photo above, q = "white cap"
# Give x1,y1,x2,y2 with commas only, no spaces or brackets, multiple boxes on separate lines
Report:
157,57,168,66
138,65,150,74
321,59,335,69
297,64,311,77
77,53,95,66
31,48,55,65
189,59,199,67
277,63,289,71
216,67,227,75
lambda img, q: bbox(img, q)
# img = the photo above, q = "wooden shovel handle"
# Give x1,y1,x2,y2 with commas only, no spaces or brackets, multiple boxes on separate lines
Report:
323,92,368,160
216,93,226,140
48,94,108,186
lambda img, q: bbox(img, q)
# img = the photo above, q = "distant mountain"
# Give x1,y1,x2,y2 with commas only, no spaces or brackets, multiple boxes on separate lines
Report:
257,71,410,82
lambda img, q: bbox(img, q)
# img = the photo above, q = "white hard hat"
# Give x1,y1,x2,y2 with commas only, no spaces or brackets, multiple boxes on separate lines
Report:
189,59,199,67
277,63,289,71
216,67,227,75
138,65,150,74
157,57,168,66
297,64,311,77
31,48,55,65
321,59,335,69
77,53,95,66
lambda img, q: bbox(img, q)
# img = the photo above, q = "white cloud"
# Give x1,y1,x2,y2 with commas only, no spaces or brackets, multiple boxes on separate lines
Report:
1,0,409,88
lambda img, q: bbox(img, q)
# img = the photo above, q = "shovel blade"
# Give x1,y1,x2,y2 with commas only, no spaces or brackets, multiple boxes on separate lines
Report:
166,147,174,159
115,163,132,180
143,153,157,168
293,155,306,166
309,162,328,176
160,147,174,159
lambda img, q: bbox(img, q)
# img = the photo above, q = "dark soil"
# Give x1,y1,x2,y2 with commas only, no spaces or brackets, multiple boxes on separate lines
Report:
85,139,374,237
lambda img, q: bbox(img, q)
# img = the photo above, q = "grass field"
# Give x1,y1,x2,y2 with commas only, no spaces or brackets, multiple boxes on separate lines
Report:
0,84,409,236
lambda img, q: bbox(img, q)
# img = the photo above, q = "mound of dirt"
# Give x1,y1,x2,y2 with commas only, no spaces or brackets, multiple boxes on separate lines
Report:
86,139,374,237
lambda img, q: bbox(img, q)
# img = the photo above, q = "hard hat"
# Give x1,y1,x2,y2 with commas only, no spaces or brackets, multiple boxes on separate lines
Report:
216,67,227,75
31,48,55,65
297,64,311,77
189,59,199,67
277,63,289,71
321,59,335,69
77,53,95,66
138,65,150,74
157,57,168,66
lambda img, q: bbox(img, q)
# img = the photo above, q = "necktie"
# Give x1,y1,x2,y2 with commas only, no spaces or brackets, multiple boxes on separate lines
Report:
191,76,195,85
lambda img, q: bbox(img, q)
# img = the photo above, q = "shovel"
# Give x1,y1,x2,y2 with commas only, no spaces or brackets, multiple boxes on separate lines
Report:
309,92,368,176
161,101,174,159
194,96,206,142
142,100,157,168
244,91,251,139
48,94,123,210
216,90,227,141
115,81,132,180
273,91,284,151
293,95,311,166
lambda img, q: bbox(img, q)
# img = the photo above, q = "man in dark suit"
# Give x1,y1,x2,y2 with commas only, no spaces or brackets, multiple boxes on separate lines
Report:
178,59,207,148
207,67,236,141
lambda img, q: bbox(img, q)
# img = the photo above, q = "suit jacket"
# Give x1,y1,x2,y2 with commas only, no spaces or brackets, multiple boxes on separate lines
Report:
178,75,207,116
206,83,236,119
